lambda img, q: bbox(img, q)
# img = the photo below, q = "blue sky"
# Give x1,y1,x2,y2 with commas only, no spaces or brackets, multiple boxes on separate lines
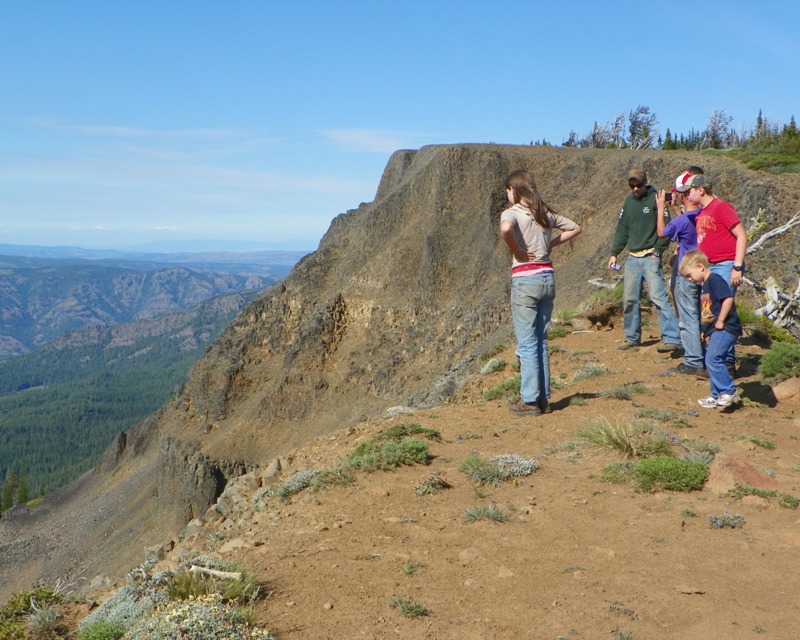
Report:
2,1,798,251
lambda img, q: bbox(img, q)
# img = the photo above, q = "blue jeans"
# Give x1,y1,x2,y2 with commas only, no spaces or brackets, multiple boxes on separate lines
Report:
705,329,737,397
674,274,704,368
710,260,736,366
511,273,555,404
622,255,680,345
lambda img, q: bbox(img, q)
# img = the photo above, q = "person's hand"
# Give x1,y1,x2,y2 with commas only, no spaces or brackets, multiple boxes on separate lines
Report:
607,256,617,269
730,270,743,287
656,189,667,209
515,250,537,263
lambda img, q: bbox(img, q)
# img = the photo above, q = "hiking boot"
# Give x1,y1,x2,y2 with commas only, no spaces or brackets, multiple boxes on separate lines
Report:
669,363,708,378
617,341,639,351
698,396,718,409
656,342,682,353
507,400,542,417
716,391,740,408
538,398,553,414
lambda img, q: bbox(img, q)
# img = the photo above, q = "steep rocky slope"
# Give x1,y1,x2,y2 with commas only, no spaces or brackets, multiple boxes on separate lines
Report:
1,144,799,600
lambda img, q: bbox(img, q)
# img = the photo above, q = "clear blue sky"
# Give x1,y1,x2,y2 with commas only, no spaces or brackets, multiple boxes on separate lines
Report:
2,1,798,251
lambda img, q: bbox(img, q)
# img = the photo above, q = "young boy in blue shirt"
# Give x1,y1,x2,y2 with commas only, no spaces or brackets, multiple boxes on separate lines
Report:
679,250,742,408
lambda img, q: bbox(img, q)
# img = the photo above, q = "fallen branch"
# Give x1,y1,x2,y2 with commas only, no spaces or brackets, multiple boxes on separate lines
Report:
189,565,243,581
587,277,618,290
747,211,800,254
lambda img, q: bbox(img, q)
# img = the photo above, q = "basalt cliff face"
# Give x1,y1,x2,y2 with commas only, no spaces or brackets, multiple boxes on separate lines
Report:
1,144,798,598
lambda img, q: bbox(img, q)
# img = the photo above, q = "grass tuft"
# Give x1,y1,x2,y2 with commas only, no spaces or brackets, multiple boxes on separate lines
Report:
599,383,647,401
388,596,430,617
463,504,512,523
579,417,672,459
571,365,607,382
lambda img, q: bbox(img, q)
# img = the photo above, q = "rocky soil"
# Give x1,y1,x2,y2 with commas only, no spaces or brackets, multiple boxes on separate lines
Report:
76,320,800,640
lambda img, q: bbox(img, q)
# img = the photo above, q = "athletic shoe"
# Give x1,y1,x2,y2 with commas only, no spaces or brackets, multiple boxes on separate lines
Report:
669,363,708,378
698,396,718,409
617,341,639,350
715,392,740,408
507,400,542,417
656,342,682,353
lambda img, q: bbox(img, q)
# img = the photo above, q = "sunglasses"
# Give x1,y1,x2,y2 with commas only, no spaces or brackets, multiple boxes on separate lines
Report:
628,181,645,189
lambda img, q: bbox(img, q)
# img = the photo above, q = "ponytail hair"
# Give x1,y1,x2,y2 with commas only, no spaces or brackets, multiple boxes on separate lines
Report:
504,169,554,228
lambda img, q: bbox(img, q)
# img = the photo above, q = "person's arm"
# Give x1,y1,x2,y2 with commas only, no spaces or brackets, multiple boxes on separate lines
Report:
730,223,748,287
500,219,536,262
608,206,628,268
715,297,734,330
550,224,582,250
655,190,668,238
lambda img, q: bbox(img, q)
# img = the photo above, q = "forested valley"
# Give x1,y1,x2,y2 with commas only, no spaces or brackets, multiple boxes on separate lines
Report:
0,250,307,513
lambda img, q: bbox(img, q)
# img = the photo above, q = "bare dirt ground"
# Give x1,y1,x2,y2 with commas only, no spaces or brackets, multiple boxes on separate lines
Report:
139,318,800,640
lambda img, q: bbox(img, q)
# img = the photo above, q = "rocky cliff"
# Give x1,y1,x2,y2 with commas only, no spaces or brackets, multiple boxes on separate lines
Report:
1,144,798,599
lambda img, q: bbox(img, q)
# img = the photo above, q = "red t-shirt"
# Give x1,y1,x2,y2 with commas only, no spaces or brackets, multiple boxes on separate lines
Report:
696,198,741,263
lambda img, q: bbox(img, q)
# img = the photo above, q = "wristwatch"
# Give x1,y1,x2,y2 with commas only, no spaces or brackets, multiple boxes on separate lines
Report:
732,264,744,272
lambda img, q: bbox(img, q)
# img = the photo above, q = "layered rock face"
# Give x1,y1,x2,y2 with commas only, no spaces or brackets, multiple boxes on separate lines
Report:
2,144,798,598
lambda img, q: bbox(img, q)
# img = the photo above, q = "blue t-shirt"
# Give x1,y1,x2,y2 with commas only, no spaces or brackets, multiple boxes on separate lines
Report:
700,272,743,337
662,210,698,267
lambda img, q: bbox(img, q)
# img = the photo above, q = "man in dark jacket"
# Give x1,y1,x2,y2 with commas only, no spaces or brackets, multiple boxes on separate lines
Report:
607,168,681,351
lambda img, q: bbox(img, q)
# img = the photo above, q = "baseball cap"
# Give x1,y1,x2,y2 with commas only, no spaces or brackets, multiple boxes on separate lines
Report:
673,171,692,193
683,174,711,190
627,168,647,184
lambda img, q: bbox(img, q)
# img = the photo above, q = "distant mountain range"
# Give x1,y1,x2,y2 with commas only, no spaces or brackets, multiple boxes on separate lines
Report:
0,249,307,355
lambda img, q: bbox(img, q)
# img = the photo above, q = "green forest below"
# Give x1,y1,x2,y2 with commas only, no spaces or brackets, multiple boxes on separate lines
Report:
0,292,255,509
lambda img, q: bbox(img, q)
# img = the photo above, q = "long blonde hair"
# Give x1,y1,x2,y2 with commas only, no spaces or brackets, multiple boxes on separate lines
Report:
504,169,553,228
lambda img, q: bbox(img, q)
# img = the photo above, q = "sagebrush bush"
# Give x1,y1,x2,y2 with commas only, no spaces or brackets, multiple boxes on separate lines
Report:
759,341,800,383
491,454,539,479
79,577,170,631
458,454,538,485
270,469,319,501
634,456,708,492
124,595,273,640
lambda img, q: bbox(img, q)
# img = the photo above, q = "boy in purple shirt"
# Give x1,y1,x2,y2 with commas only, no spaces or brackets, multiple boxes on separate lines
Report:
657,171,705,375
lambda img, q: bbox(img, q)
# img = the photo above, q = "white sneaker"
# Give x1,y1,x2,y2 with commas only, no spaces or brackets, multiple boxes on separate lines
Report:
698,396,718,409
716,392,740,408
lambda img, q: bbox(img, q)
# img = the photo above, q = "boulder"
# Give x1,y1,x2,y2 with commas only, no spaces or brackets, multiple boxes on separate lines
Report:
705,454,780,495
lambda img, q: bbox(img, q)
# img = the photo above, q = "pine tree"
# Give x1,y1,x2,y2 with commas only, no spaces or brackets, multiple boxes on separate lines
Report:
17,473,28,505
2,469,17,513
